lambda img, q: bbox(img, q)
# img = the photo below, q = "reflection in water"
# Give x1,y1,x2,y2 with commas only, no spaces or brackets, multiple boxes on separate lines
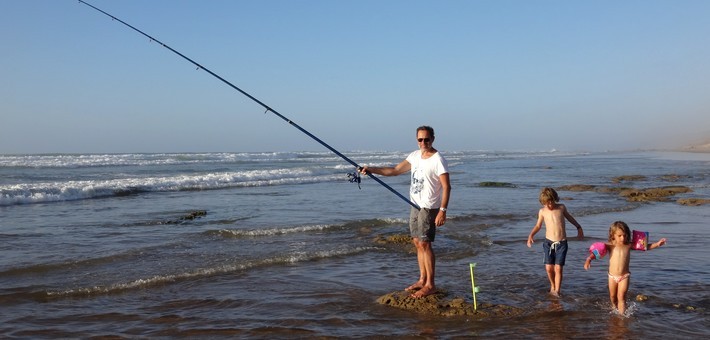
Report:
548,295,564,312
608,314,631,339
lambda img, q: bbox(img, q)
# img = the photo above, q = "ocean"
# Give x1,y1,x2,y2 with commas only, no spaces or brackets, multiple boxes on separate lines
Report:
1,150,708,338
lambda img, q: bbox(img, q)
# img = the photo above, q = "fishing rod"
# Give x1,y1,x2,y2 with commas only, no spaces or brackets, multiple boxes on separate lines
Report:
77,0,420,210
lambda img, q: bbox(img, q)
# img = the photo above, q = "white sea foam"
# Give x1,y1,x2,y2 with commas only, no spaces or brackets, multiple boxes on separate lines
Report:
0,150,598,206
217,224,336,237
0,151,409,168
0,150,588,168
45,246,373,298
0,168,340,206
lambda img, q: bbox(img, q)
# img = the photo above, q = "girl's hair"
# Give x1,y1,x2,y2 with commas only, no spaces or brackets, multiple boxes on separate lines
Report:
539,187,559,205
609,221,631,244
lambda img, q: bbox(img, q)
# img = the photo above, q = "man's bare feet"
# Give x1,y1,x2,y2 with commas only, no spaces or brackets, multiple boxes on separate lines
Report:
405,282,424,292
410,286,435,298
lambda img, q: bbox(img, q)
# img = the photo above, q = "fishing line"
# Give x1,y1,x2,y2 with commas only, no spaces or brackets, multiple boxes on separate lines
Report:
77,0,419,210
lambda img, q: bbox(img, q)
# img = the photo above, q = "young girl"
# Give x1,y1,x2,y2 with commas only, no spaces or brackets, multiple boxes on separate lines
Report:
584,221,666,315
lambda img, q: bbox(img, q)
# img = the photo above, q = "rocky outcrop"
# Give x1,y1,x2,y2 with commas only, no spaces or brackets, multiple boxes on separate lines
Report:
156,210,207,225
557,176,701,204
618,186,692,202
478,182,517,188
376,290,525,318
677,198,710,206
612,175,647,183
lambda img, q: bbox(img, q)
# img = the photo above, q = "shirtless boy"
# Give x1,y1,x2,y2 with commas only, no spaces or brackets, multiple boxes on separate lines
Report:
527,187,584,296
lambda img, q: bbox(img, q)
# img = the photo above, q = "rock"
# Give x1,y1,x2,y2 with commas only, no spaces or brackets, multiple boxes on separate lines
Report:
677,198,710,206
180,210,207,220
612,175,647,183
557,184,597,192
478,182,517,188
373,234,412,246
376,290,525,318
596,187,633,194
619,186,692,202
155,210,207,225
373,234,415,254
660,174,689,182
556,182,694,203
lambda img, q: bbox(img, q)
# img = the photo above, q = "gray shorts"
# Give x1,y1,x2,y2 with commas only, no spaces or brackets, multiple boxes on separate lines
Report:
409,207,438,242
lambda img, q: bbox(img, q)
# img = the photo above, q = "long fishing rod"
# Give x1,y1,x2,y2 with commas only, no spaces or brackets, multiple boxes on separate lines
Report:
77,0,419,210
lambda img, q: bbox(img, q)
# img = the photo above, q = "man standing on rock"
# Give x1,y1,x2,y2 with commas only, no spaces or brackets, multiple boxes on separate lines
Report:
360,125,451,298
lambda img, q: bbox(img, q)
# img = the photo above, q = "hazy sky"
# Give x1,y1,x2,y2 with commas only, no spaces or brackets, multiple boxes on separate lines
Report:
2,0,709,154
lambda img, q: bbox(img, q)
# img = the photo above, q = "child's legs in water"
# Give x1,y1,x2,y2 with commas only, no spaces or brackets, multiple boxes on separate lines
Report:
545,264,563,294
608,277,618,309
545,264,555,291
608,275,631,314
616,277,630,314
543,240,567,294
554,265,563,293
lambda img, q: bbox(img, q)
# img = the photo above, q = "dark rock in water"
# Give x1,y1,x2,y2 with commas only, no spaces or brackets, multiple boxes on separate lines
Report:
660,174,690,182
672,303,702,312
612,175,647,183
373,234,411,246
558,183,694,203
376,290,525,318
619,186,692,202
156,210,207,225
373,234,415,254
596,187,633,194
180,210,207,220
637,294,704,313
677,198,710,206
478,182,517,188
557,184,597,192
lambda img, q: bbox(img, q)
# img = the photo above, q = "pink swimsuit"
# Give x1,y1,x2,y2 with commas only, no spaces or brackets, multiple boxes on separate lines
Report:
608,272,630,283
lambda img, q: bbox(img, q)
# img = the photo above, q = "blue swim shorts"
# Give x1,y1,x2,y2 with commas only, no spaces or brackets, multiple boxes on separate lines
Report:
542,239,568,266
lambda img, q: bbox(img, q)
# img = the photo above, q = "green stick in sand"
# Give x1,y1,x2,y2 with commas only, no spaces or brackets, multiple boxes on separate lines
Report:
470,263,480,311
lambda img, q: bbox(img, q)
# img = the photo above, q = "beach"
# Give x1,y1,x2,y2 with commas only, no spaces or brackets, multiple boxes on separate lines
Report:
1,150,708,338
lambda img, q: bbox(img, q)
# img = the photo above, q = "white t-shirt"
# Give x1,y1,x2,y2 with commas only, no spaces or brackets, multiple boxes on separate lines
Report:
406,150,449,209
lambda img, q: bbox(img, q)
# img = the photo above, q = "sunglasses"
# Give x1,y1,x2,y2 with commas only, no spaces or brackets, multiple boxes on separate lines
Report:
417,138,431,143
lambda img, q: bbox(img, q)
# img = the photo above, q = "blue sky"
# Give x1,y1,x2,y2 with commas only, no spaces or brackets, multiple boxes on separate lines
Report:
2,0,709,154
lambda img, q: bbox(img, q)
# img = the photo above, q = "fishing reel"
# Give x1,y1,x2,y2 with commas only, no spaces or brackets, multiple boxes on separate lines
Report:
347,167,363,189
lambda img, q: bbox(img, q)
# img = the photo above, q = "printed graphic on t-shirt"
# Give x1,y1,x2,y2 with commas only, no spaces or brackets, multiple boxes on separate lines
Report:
411,168,424,195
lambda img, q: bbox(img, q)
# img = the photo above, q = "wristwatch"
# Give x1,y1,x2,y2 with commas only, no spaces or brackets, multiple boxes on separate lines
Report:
440,207,447,212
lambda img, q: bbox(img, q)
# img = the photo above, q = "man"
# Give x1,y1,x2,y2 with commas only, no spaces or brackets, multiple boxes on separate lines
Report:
360,125,451,298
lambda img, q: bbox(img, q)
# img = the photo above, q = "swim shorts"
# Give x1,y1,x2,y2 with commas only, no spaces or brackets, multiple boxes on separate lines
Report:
542,239,568,266
409,207,438,242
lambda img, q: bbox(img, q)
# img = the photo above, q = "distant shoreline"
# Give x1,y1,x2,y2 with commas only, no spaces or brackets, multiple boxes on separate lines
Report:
680,141,710,153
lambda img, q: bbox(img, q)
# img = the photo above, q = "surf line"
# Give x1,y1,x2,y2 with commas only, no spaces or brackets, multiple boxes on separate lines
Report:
76,1,419,210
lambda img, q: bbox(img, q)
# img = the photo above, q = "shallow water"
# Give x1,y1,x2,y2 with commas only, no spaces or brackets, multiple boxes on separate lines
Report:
1,150,708,338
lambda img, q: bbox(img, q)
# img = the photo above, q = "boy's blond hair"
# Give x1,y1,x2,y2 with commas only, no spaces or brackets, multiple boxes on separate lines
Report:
609,221,631,244
539,187,559,205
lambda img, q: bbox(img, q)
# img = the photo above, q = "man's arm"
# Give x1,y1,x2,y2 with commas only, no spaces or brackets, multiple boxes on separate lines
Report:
360,159,410,177
435,172,451,227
